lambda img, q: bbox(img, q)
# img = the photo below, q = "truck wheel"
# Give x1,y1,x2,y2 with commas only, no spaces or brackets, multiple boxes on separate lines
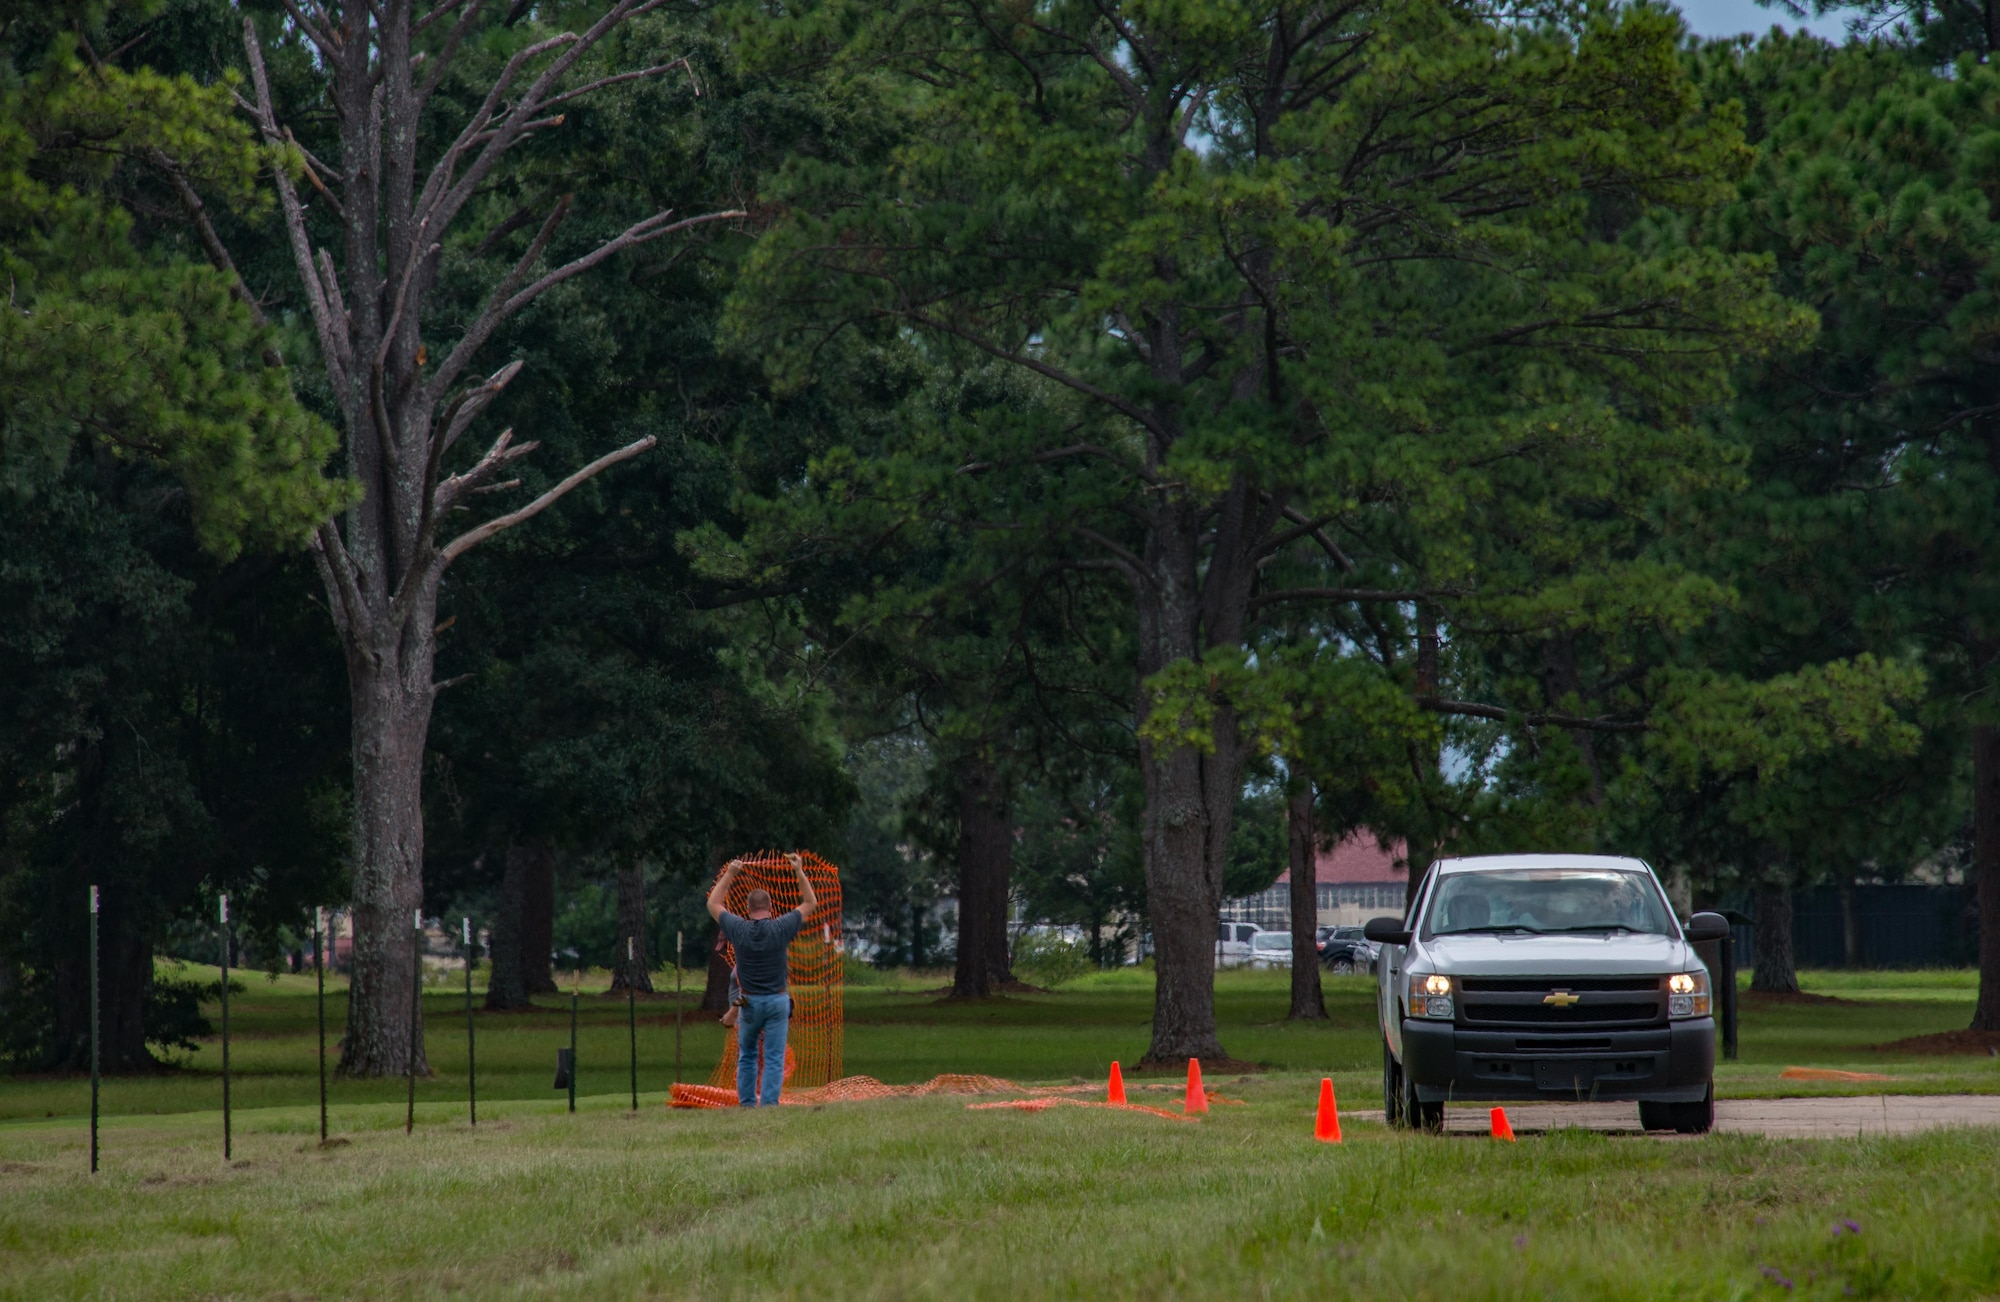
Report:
1382,1040,1402,1125
1402,1070,1444,1132
1641,1086,1714,1134
1669,1085,1714,1135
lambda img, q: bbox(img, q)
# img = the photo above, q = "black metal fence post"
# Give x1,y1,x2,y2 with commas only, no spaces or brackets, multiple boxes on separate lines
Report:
89,885,99,1175
315,907,327,1143
628,936,638,1111
568,958,579,1114
463,917,476,1127
407,908,421,1135
220,894,232,1162
673,930,682,1087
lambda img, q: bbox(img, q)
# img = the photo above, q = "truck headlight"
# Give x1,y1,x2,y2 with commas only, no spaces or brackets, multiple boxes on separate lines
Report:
1407,973,1453,1019
1665,969,1710,1019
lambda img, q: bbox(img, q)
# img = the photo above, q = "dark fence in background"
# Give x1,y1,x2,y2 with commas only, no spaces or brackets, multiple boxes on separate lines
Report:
1728,885,1978,971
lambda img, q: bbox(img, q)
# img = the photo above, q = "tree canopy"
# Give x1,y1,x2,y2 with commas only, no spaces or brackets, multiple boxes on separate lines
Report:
4,0,1997,1068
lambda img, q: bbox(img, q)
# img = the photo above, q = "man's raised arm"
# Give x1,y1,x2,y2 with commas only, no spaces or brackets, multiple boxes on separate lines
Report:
789,853,818,919
706,859,743,922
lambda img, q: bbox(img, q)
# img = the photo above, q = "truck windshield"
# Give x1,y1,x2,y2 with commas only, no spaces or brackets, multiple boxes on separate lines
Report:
1421,869,1674,939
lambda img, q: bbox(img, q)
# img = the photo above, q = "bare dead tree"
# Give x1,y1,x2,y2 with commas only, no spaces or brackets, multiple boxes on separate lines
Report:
229,2,743,1075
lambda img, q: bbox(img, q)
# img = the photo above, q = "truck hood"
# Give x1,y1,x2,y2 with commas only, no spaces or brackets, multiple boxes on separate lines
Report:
1418,931,1691,976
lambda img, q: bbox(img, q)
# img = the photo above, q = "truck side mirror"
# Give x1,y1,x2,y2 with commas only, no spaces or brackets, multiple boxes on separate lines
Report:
1363,916,1411,946
1682,911,1730,944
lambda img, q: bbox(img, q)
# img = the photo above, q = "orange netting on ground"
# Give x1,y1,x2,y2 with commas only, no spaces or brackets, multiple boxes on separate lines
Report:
667,851,842,1107
671,1066,1238,1117
671,1073,1024,1108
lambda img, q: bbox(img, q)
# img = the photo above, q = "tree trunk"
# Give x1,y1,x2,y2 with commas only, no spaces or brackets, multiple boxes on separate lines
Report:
237,1,672,1081
610,859,652,993
521,849,557,996
1971,724,2000,1030
1751,886,1799,994
1839,877,1862,969
484,840,555,1010
951,754,1013,998
1403,604,1444,916
1132,494,1253,1066
1287,782,1326,1020
1543,635,1605,804
1404,842,1436,914
337,658,434,1075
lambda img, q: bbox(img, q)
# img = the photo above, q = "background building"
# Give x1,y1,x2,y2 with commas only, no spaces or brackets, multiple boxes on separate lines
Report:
1222,834,1408,929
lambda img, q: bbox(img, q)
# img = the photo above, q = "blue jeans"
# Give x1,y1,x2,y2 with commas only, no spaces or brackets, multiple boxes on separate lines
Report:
735,993,790,1107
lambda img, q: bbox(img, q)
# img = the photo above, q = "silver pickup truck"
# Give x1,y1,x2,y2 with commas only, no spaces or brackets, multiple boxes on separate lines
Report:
1365,853,1729,1134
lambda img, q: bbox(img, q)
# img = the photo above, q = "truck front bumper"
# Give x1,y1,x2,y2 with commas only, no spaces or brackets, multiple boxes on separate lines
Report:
1401,1017,1714,1104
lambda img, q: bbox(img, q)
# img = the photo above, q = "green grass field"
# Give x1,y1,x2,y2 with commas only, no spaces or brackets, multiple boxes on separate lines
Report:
3,963,1994,1123
2,967,1997,1298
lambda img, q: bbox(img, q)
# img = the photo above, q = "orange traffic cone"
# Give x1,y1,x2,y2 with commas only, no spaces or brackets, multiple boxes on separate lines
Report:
1490,1106,1516,1142
1108,1060,1127,1106
1184,1058,1208,1115
1315,1078,1342,1143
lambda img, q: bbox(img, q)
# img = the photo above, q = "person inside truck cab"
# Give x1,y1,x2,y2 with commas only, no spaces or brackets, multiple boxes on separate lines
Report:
1442,893,1492,931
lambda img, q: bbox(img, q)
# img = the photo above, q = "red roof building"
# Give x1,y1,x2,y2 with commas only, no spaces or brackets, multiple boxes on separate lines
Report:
1222,831,1408,928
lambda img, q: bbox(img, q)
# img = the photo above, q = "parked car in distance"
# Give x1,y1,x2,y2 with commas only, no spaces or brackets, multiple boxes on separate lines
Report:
1369,853,1728,1134
1216,921,1262,967
1319,927,1374,974
1247,930,1293,968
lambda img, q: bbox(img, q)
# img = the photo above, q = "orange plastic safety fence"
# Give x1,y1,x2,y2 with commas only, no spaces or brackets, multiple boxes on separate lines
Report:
701,851,843,1100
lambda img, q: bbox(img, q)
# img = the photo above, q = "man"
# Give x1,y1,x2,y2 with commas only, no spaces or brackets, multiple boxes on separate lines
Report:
706,853,817,1107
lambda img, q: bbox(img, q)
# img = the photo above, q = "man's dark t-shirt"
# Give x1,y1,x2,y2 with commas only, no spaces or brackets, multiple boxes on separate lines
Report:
718,910,804,996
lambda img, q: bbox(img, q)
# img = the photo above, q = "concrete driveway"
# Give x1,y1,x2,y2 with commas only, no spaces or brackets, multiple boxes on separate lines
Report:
1439,1094,2000,1137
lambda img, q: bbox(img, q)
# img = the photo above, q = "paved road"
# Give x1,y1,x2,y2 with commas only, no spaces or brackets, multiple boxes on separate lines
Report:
1438,1095,2000,1138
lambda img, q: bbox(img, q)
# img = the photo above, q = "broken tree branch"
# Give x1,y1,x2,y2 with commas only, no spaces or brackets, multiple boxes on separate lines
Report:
438,435,657,566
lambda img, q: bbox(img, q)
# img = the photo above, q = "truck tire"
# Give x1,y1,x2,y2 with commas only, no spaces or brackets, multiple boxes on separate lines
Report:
1671,1085,1715,1134
1401,1068,1444,1132
1383,1040,1402,1126
1640,1085,1714,1134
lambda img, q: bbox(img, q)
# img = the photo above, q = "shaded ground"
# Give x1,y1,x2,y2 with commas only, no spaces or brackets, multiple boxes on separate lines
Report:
1740,989,1855,1007
1874,1028,2000,1056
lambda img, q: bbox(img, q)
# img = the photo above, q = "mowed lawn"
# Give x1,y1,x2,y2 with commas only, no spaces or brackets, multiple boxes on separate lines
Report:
4,1072,2000,1299
3,968,1999,1298
2,964,1996,1124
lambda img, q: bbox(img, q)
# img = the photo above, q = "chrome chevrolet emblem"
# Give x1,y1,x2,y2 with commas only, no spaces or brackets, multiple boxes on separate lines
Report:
1543,990,1581,1008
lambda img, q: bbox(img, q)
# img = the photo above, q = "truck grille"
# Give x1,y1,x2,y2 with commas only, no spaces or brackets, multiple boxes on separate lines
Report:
1458,977,1659,993
1462,1001,1660,1025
